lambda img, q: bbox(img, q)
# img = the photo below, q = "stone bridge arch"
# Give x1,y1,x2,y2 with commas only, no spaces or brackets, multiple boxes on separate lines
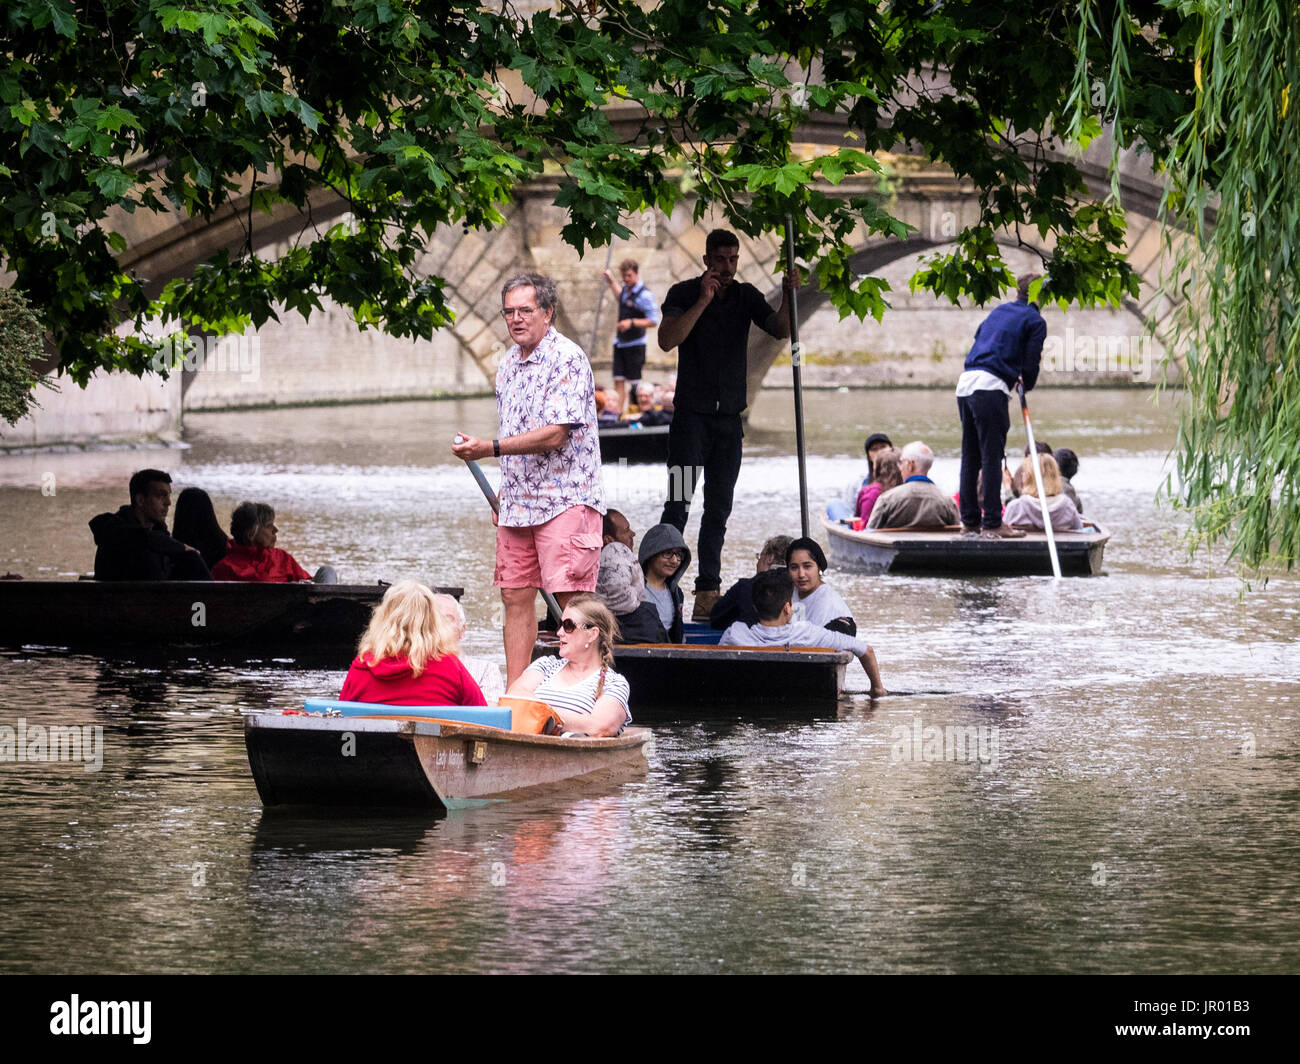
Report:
109,125,1186,402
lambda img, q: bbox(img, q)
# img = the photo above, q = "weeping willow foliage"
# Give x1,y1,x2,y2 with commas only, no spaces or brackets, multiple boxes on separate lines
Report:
1079,0,1299,572
1075,1,1299,571
0,287,51,426
1158,1,1300,572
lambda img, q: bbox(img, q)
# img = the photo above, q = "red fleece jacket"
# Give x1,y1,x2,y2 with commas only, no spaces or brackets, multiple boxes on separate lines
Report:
339,653,487,707
210,542,311,582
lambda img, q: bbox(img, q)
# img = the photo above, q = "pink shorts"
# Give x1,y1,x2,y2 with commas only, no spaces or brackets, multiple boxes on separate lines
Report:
494,505,602,592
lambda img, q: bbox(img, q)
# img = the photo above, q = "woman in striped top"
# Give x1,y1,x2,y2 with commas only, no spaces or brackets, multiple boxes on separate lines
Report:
506,594,631,736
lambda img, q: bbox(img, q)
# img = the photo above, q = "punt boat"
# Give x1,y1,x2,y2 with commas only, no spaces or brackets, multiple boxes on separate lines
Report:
533,638,854,716
824,516,1110,577
244,700,651,809
0,579,461,656
597,423,670,463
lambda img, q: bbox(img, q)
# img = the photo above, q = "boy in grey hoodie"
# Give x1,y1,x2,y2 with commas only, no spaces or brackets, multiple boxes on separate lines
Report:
720,568,887,697
638,523,692,642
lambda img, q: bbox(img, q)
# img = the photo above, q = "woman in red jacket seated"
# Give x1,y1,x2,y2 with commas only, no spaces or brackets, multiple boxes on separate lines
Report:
340,581,486,706
211,501,315,582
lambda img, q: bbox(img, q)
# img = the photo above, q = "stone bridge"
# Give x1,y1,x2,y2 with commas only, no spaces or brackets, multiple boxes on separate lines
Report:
4,92,1185,446
108,112,1182,412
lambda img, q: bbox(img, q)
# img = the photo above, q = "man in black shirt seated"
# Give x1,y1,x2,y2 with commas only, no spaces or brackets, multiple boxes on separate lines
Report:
708,532,794,630
89,469,212,580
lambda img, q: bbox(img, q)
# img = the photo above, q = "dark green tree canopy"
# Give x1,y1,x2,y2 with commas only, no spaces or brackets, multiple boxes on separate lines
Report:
1,0,1194,382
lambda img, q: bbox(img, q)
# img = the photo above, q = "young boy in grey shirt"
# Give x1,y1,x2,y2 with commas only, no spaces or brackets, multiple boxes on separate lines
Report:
720,568,887,697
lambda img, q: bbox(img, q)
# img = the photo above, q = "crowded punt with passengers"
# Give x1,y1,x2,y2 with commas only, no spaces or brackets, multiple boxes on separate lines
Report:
89,471,338,583
828,271,1095,540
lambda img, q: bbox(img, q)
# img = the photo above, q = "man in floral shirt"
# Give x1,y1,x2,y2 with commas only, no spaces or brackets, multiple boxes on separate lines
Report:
453,273,606,684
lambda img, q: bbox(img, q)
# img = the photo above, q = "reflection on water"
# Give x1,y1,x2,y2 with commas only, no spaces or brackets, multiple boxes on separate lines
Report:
0,390,1297,973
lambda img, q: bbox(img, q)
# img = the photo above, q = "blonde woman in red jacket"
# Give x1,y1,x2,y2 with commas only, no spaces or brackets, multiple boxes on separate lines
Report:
340,581,486,707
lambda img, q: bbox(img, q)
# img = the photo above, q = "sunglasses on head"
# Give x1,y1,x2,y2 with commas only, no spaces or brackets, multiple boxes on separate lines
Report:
559,618,596,633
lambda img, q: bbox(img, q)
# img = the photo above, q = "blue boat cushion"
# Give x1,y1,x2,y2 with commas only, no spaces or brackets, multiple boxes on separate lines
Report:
680,622,723,645
303,699,510,730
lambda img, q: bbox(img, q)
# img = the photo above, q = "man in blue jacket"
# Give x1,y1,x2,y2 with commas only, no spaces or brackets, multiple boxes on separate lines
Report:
955,273,1047,539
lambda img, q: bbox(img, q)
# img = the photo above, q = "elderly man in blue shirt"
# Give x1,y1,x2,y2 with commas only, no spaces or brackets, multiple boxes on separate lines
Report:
866,441,958,529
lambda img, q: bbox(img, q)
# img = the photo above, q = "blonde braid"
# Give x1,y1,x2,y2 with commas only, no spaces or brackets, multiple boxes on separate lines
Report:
595,628,615,699
565,592,618,700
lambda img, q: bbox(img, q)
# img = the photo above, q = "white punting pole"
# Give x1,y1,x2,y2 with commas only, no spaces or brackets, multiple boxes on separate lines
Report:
1016,382,1062,580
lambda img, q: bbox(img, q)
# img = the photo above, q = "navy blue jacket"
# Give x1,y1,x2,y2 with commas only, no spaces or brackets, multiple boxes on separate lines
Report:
963,299,1046,391
709,575,757,630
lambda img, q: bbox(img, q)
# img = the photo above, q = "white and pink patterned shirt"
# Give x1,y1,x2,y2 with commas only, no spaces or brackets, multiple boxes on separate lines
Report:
496,326,606,527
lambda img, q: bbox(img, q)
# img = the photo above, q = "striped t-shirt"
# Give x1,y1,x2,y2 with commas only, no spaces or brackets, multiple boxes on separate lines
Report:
525,655,632,729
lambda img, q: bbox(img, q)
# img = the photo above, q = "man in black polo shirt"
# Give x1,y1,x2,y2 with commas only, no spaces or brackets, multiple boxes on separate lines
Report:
658,228,793,620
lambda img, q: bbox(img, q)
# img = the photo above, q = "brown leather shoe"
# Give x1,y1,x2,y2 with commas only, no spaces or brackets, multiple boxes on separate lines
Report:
980,524,1028,539
691,589,720,622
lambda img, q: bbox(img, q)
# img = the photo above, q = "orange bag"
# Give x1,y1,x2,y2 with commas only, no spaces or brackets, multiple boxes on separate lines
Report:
499,696,564,735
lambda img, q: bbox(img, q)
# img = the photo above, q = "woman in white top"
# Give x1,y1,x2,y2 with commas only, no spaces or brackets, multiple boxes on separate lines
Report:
506,594,631,736
786,537,857,636
1003,454,1083,532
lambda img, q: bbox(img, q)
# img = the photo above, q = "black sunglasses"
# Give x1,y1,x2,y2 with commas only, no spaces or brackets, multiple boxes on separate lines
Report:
559,618,596,633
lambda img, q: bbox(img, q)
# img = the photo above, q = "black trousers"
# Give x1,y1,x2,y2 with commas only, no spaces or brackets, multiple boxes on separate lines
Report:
660,409,743,592
957,390,1011,530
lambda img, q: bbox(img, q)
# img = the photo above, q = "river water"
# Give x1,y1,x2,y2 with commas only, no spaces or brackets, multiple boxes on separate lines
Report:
0,388,1296,974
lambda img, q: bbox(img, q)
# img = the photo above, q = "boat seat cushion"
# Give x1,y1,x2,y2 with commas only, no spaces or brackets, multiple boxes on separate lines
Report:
304,699,511,729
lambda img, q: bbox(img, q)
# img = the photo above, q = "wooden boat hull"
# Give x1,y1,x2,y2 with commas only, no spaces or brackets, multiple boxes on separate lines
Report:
244,713,651,810
597,423,670,463
534,641,852,716
824,517,1109,577
0,580,462,656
